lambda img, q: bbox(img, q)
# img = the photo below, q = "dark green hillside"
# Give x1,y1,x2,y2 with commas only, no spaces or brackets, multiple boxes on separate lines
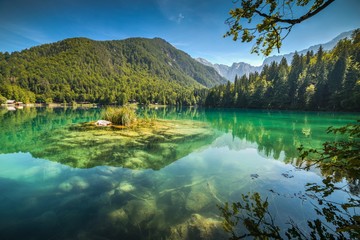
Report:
0,37,226,104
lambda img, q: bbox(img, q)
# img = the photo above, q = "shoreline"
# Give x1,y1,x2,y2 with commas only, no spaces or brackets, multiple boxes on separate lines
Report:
0,102,168,108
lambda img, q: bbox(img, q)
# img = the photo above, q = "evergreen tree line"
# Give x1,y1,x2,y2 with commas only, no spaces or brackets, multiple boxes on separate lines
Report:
203,30,360,111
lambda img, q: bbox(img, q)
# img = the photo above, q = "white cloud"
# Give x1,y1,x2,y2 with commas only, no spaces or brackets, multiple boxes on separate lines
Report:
157,0,187,24
176,13,185,23
169,13,185,24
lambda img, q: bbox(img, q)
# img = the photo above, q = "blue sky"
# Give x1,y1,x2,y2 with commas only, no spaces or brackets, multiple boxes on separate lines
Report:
0,0,359,66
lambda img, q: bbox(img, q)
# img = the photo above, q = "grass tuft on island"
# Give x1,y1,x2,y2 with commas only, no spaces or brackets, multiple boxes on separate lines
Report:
103,106,137,127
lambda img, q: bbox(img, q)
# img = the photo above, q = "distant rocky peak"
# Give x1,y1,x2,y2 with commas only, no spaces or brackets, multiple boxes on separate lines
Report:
195,58,261,82
262,30,354,66
196,30,355,82
195,58,214,68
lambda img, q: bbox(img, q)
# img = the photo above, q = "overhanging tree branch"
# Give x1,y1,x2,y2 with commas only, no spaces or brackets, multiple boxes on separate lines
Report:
254,0,335,25
225,0,336,56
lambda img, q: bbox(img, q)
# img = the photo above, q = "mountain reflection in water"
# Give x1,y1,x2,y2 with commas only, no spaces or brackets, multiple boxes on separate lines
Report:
0,106,358,239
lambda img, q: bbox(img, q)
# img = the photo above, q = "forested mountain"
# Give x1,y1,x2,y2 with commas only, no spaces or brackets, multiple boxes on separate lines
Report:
0,37,226,105
203,30,360,111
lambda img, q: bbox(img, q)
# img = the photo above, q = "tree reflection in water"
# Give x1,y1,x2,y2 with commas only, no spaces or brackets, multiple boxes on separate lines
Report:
219,121,360,239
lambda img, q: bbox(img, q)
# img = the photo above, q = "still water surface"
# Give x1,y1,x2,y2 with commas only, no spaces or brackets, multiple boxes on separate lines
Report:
0,107,358,239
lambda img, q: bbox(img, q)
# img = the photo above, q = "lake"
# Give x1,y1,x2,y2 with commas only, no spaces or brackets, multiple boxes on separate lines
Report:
0,106,358,239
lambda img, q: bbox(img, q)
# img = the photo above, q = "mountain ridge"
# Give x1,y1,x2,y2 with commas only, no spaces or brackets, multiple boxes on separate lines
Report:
196,58,262,82
262,29,354,66
197,30,355,81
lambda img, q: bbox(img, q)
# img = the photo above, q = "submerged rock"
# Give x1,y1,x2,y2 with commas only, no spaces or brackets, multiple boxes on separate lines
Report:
185,181,220,212
116,181,136,192
58,176,89,192
170,190,186,207
107,208,128,226
185,190,213,212
124,199,157,225
59,181,73,192
70,176,90,190
168,214,227,240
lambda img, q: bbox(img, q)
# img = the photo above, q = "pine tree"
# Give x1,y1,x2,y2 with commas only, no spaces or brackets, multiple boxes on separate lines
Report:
328,40,350,109
288,52,303,107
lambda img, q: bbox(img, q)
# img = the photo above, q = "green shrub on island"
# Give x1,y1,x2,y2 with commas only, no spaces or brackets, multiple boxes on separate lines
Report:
103,106,137,126
0,94,6,104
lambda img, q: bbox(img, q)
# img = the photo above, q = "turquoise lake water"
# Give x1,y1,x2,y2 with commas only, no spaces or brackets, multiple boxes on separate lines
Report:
0,106,358,239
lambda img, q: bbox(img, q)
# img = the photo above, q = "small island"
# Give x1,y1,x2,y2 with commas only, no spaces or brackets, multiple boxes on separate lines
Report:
30,106,218,169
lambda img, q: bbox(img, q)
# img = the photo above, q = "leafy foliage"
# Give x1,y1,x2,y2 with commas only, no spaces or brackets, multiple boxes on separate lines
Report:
218,192,281,239
204,30,360,111
225,0,335,56
0,84,36,103
0,37,226,105
299,120,360,182
0,93,6,104
288,177,359,239
219,120,360,239
220,187,359,239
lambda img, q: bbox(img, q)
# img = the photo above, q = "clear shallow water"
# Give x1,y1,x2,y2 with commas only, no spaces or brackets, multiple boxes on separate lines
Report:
0,107,358,239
